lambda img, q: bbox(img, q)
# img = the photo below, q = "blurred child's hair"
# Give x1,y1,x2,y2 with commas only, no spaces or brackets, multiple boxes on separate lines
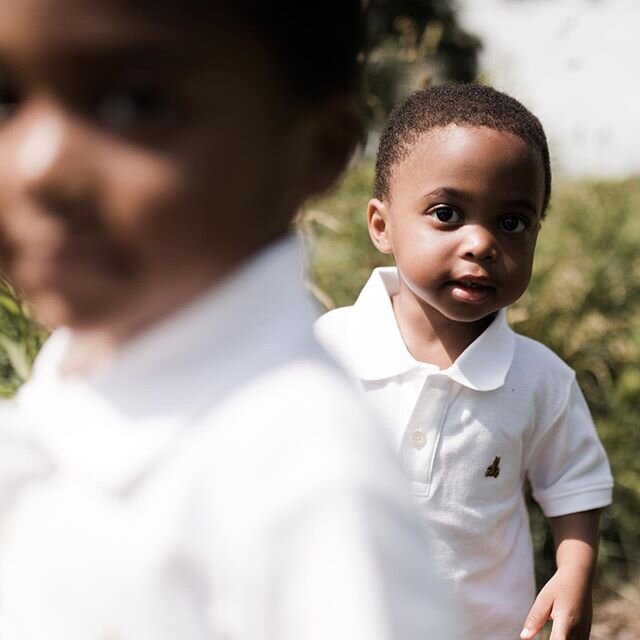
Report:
374,84,552,213
136,1,365,103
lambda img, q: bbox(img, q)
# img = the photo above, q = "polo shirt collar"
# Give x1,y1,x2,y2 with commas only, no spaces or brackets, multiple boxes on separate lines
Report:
16,235,317,492
349,268,515,391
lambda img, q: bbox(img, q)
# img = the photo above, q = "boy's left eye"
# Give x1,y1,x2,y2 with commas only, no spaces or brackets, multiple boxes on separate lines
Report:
500,216,528,233
429,206,462,224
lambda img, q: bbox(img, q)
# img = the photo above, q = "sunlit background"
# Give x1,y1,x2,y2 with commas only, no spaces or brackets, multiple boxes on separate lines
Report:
459,0,640,178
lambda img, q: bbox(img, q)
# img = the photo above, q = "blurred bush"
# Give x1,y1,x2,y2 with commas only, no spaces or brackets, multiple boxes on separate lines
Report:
302,162,640,594
0,280,45,397
364,0,481,127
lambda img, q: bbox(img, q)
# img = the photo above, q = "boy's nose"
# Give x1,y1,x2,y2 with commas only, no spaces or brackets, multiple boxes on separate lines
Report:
15,107,92,206
18,116,64,185
461,225,498,262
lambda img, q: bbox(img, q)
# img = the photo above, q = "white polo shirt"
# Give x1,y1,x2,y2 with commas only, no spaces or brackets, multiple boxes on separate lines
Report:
315,267,613,640
0,240,458,640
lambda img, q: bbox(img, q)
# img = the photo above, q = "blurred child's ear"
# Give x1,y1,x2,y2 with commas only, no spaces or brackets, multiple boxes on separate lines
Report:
367,198,393,255
295,96,362,200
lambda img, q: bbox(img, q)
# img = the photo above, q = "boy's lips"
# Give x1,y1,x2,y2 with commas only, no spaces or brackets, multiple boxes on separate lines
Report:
447,277,496,303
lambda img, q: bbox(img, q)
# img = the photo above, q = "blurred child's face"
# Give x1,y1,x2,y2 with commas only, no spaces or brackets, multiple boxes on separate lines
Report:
0,0,337,333
369,124,546,324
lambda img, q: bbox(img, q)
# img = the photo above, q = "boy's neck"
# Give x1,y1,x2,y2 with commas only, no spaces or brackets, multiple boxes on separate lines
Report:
58,254,245,376
58,234,295,377
391,290,495,369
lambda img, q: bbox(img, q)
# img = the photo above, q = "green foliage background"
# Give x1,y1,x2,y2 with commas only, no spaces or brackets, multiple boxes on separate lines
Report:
0,281,45,397
364,0,480,126
302,162,640,596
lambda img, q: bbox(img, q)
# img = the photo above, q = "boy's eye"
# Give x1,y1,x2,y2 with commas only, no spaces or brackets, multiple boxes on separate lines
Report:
97,85,174,133
429,206,462,224
500,215,528,233
0,74,21,123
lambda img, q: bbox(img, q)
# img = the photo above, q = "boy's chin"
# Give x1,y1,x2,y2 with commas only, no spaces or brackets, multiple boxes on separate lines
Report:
27,286,125,332
439,304,501,325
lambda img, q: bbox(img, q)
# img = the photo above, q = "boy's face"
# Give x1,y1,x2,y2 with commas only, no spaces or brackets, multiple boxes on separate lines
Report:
369,124,546,324
0,0,332,332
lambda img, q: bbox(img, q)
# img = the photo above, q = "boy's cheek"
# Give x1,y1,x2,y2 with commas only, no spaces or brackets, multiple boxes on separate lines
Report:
104,149,187,231
100,156,244,277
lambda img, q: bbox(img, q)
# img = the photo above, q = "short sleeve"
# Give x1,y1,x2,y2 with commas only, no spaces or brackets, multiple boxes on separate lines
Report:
526,376,613,518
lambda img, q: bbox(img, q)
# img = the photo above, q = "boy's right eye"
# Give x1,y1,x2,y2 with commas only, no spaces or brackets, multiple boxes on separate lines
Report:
96,84,176,135
429,206,462,224
0,74,21,123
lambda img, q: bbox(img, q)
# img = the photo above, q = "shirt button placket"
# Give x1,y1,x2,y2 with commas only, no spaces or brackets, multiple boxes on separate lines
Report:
401,375,452,496
411,429,427,449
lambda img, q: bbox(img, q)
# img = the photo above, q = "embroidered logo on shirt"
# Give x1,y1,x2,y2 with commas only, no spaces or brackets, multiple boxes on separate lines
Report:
485,456,501,478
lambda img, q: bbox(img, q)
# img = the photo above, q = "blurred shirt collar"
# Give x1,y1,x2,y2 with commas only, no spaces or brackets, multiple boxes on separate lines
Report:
16,235,317,490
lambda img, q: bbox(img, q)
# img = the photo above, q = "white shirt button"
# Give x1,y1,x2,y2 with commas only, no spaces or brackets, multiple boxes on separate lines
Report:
411,430,426,450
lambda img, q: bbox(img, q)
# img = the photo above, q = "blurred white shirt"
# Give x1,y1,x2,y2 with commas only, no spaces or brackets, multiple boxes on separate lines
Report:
0,237,457,640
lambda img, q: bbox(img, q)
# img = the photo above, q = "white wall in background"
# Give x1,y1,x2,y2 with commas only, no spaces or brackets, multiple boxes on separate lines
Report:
458,0,640,177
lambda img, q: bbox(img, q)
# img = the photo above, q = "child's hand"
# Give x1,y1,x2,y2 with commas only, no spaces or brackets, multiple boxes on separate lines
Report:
521,509,600,639
520,566,593,640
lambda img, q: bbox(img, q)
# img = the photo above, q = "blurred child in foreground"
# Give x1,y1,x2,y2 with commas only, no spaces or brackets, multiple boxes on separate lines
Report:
316,84,613,640
0,2,457,638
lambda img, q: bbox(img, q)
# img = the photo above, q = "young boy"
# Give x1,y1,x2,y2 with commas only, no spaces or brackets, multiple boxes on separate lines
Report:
0,2,458,638
316,84,613,640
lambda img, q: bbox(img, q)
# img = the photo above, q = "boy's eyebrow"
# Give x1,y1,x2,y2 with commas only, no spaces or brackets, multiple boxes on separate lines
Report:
423,188,539,215
422,187,467,201
0,35,190,74
53,42,184,69
500,197,539,215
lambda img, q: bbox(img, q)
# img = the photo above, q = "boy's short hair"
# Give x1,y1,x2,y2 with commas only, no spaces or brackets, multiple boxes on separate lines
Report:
374,84,552,213
235,2,364,102
140,1,364,102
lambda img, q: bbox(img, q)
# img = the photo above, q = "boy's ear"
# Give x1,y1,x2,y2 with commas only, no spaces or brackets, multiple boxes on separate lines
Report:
367,198,393,255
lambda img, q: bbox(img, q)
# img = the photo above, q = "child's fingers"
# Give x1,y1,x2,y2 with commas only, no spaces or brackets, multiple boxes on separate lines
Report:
548,614,573,640
520,590,553,639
